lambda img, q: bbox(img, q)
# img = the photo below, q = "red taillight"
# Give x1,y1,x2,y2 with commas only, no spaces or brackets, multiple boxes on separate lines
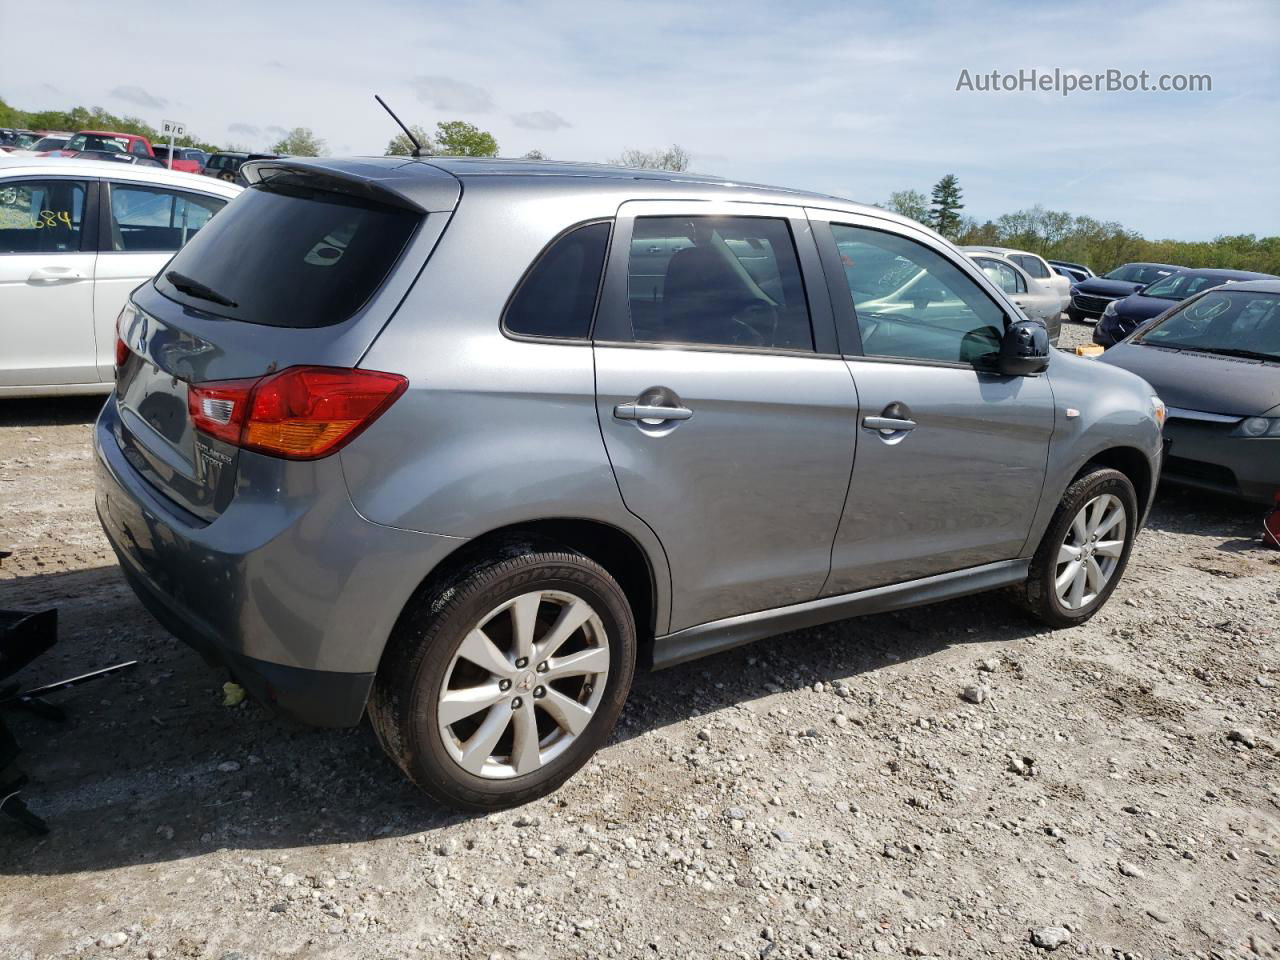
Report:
188,377,257,445
187,367,407,460
115,306,130,369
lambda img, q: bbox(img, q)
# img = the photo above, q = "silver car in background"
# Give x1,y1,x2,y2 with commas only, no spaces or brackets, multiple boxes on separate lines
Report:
95,157,1165,810
967,251,1063,343
962,245,1072,315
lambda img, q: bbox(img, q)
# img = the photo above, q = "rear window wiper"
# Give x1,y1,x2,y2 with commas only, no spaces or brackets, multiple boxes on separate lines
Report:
164,270,238,309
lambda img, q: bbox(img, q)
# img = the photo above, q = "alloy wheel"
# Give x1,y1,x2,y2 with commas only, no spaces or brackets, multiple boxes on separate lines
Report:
437,590,610,779
1054,493,1126,610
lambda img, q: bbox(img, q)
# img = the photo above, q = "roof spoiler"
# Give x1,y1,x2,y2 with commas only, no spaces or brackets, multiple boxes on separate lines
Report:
241,159,431,213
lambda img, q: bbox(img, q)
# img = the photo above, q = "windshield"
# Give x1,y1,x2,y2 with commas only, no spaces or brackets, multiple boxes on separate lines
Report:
32,136,67,151
1103,264,1175,285
1140,273,1230,301
1136,290,1280,360
66,133,129,153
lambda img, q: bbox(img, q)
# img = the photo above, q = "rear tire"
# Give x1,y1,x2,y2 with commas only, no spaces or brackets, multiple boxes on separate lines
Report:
1020,466,1137,628
369,545,636,812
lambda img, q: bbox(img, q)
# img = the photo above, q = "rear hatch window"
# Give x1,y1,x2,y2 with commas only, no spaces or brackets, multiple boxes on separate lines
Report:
115,172,433,522
154,180,421,328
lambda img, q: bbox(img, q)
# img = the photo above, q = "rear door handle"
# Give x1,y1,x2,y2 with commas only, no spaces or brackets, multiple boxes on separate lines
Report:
863,416,916,432
28,266,88,283
614,402,694,422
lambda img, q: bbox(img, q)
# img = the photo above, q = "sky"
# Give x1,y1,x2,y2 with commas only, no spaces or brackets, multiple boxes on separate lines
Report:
6,0,1277,240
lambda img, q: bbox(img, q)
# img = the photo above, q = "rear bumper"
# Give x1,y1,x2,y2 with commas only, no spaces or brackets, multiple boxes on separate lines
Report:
94,400,464,726
114,557,374,726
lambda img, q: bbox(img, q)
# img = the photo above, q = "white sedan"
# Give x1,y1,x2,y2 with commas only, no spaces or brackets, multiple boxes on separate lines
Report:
0,157,241,397
961,245,1071,314
966,252,1064,343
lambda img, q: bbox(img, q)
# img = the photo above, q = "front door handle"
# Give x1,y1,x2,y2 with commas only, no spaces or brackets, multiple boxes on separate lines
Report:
28,266,88,283
613,402,694,422
863,416,916,432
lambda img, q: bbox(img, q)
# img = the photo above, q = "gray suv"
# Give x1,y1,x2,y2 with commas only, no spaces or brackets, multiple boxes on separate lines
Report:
95,157,1166,810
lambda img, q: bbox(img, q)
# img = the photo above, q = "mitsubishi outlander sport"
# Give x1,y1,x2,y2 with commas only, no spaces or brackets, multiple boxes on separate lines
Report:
96,157,1166,810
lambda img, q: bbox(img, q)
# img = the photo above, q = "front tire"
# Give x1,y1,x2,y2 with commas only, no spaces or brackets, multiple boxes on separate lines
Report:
1021,466,1137,627
369,546,636,811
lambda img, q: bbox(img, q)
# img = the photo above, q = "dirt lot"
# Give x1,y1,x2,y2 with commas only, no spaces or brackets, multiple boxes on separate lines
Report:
2,321,1277,960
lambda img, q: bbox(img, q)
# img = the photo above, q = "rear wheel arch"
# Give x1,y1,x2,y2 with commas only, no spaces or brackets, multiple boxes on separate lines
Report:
379,518,662,678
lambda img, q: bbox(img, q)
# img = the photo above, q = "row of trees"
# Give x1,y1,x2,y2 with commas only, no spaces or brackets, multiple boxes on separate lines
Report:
0,97,223,153
0,95,327,157
0,96,510,159
1,96,698,171
885,175,1280,275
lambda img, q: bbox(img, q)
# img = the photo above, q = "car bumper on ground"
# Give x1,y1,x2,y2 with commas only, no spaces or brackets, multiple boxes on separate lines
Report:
94,400,464,726
1161,417,1280,505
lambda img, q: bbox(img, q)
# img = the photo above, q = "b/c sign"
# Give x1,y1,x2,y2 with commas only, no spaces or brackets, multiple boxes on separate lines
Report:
162,120,186,137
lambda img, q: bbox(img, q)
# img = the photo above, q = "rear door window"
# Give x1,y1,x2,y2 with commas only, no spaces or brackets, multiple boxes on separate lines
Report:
504,221,610,339
625,215,813,350
155,180,421,327
109,184,226,252
0,179,87,253
974,257,1023,295
1011,254,1050,279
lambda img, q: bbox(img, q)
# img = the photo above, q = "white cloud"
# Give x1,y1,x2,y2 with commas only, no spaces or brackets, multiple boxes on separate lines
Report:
510,110,570,131
110,85,167,109
228,122,260,136
410,75,494,113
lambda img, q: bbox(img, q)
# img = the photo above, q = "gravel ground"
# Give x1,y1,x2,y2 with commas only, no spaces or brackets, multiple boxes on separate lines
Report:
1,320,1277,960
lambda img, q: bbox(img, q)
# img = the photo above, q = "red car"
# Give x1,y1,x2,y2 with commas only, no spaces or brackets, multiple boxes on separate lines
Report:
40,130,155,160
151,146,207,174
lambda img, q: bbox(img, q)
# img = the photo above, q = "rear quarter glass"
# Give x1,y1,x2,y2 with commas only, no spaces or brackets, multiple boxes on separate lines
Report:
154,182,421,328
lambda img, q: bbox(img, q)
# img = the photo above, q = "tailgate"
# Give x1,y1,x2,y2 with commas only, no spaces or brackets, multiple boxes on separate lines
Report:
109,159,460,522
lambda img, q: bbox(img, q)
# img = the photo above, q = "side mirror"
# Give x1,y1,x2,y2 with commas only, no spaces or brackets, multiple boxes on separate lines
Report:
1133,283,1148,294
998,319,1050,375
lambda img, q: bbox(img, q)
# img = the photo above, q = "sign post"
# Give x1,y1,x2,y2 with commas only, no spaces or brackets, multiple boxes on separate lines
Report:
160,120,186,169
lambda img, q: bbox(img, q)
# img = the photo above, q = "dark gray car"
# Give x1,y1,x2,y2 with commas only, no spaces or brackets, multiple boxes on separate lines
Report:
1100,278,1280,504
95,157,1165,809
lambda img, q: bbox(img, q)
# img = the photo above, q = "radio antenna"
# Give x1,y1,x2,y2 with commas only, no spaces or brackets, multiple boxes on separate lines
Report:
375,94,425,156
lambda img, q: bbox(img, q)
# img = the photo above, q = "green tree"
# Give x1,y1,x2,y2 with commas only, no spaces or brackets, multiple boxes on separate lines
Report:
886,189,929,225
271,127,325,156
385,125,432,156
431,121,498,157
612,144,690,171
0,96,25,127
522,148,548,160
929,174,964,239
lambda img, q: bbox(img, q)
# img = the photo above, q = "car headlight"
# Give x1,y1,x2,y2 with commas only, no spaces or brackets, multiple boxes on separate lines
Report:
1234,416,1280,438
1151,396,1167,430
1102,301,1118,317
